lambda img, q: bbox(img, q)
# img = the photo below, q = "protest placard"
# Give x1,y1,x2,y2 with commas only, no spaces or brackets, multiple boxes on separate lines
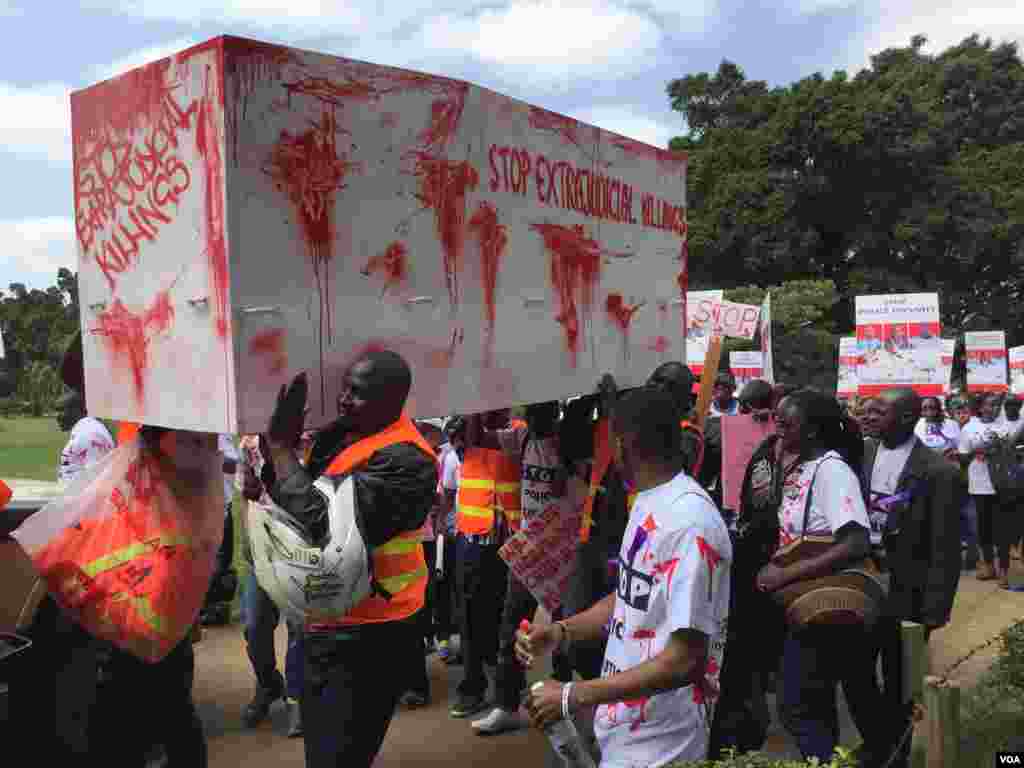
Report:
940,339,956,395
721,414,776,513
716,301,760,339
1010,346,1024,395
729,351,764,390
965,332,1008,392
760,293,774,384
855,293,943,395
837,337,860,398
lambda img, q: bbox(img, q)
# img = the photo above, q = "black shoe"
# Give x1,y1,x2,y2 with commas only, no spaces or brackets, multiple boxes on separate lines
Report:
449,693,487,718
287,701,303,738
243,680,284,727
401,691,431,708
443,653,464,666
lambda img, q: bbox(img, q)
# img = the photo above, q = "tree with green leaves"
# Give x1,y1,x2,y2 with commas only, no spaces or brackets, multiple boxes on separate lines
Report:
668,34,1024,350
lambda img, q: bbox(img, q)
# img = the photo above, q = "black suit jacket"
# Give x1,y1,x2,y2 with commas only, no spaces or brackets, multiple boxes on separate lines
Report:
862,437,966,628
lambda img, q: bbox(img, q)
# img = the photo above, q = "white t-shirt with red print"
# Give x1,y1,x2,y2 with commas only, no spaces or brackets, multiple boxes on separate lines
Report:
594,470,732,768
777,451,869,547
58,416,114,485
496,425,570,531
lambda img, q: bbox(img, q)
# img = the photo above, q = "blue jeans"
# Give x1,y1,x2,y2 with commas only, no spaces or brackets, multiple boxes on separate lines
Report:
961,497,978,567
241,570,304,700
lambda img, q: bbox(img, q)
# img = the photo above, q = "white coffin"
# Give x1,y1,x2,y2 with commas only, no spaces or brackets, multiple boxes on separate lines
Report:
71,36,688,434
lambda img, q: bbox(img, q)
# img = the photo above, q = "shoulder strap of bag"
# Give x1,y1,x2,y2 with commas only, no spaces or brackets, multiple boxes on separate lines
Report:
801,455,841,537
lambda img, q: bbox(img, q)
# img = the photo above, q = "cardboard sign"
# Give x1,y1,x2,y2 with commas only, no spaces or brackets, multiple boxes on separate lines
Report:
716,301,760,339
498,501,583,615
729,351,764,390
837,337,861,398
684,291,723,377
721,414,775,513
940,338,956,395
855,293,943,395
1010,346,1024,395
760,293,774,384
71,36,688,433
965,331,1007,392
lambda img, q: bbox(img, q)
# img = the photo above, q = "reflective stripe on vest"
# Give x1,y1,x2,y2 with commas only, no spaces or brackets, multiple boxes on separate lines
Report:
323,414,436,626
456,447,522,535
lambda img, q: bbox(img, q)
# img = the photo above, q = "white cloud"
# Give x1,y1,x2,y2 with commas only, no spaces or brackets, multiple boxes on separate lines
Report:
414,2,663,81
844,0,1024,72
569,105,683,148
92,35,202,82
0,217,77,280
0,81,71,166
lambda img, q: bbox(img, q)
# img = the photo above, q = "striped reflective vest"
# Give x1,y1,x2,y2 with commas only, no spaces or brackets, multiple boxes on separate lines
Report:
456,447,522,535
324,414,436,625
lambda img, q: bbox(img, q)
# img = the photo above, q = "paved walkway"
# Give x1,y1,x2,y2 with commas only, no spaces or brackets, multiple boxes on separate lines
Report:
193,565,1024,766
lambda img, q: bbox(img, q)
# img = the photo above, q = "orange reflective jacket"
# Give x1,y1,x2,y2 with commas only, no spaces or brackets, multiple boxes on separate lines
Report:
324,414,436,626
456,447,522,535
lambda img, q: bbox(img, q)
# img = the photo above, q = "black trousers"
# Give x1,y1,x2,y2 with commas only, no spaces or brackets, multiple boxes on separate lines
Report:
456,535,507,698
303,618,422,768
7,596,98,761
870,616,924,768
974,494,1014,570
90,637,207,767
433,534,459,640
494,571,538,710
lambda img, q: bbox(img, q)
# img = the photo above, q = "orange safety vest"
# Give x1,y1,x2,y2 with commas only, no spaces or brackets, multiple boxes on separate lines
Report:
0,478,11,509
456,447,522,535
579,418,704,542
117,422,140,445
323,414,436,626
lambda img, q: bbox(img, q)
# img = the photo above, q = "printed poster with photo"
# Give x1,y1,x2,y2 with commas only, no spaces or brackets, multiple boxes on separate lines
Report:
729,351,764,390
855,293,943,395
686,290,723,377
837,337,860,398
1010,347,1024,396
760,292,774,384
940,339,956,395
965,332,1008,392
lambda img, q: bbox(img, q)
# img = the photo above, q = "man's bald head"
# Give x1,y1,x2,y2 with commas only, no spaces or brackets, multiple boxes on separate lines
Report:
337,349,412,435
863,387,920,447
646,362,696,419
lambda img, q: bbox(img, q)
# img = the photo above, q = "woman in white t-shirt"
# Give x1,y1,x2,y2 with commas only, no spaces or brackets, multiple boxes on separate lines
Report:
914,397,961,457
958,392,1014,585
755,389,885,764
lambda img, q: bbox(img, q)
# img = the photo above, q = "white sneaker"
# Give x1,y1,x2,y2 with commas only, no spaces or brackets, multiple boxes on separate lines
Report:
471,707,526,735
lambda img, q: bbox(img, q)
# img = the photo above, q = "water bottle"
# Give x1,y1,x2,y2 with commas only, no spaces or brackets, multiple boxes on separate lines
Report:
529,682,596,768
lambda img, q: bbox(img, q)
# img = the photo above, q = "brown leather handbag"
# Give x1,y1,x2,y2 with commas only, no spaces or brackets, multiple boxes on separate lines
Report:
769,458,887,628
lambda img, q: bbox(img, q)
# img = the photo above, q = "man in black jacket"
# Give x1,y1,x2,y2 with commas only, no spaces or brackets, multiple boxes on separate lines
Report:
255,352,437,768
861,388,966,768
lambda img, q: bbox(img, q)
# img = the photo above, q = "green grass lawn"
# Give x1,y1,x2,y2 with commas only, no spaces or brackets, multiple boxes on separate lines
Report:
0,416,69,481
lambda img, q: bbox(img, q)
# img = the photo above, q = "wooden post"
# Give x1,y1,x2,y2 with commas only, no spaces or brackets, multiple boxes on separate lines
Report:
692,335,724,429
924,675,959,768
901,621,928,768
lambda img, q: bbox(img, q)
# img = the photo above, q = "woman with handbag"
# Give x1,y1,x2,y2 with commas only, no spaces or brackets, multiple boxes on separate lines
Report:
756,389,887,763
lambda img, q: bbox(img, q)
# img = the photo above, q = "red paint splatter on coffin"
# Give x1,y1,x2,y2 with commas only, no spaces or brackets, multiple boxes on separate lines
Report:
605,293,645,333
265,108,359,407
610,136,687,174
468,202,508,364
282,76,379,107
409,154,479,311
529,222,603,367
195,65,230,338
224,38,296,165
362,241,409,292
648,336,671,354
91,289,175,404
528,106,599,163
677,239,689,342
249,328,288,375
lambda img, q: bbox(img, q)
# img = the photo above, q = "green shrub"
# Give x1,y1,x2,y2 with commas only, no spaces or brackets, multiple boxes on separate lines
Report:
957,619,1024,768
676,747,857,768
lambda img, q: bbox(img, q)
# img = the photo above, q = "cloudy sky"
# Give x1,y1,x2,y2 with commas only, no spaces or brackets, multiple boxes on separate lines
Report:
1,0,1021,291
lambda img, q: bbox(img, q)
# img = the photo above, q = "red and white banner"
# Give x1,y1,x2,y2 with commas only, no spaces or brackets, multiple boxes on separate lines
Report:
965,332,1007,393
837,337,860,398
715,301,760,340
498,500,582,615
729,351,764,390
1010,346,1024,395
855,293,943,395
686,291,723,376
940,339,956,395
